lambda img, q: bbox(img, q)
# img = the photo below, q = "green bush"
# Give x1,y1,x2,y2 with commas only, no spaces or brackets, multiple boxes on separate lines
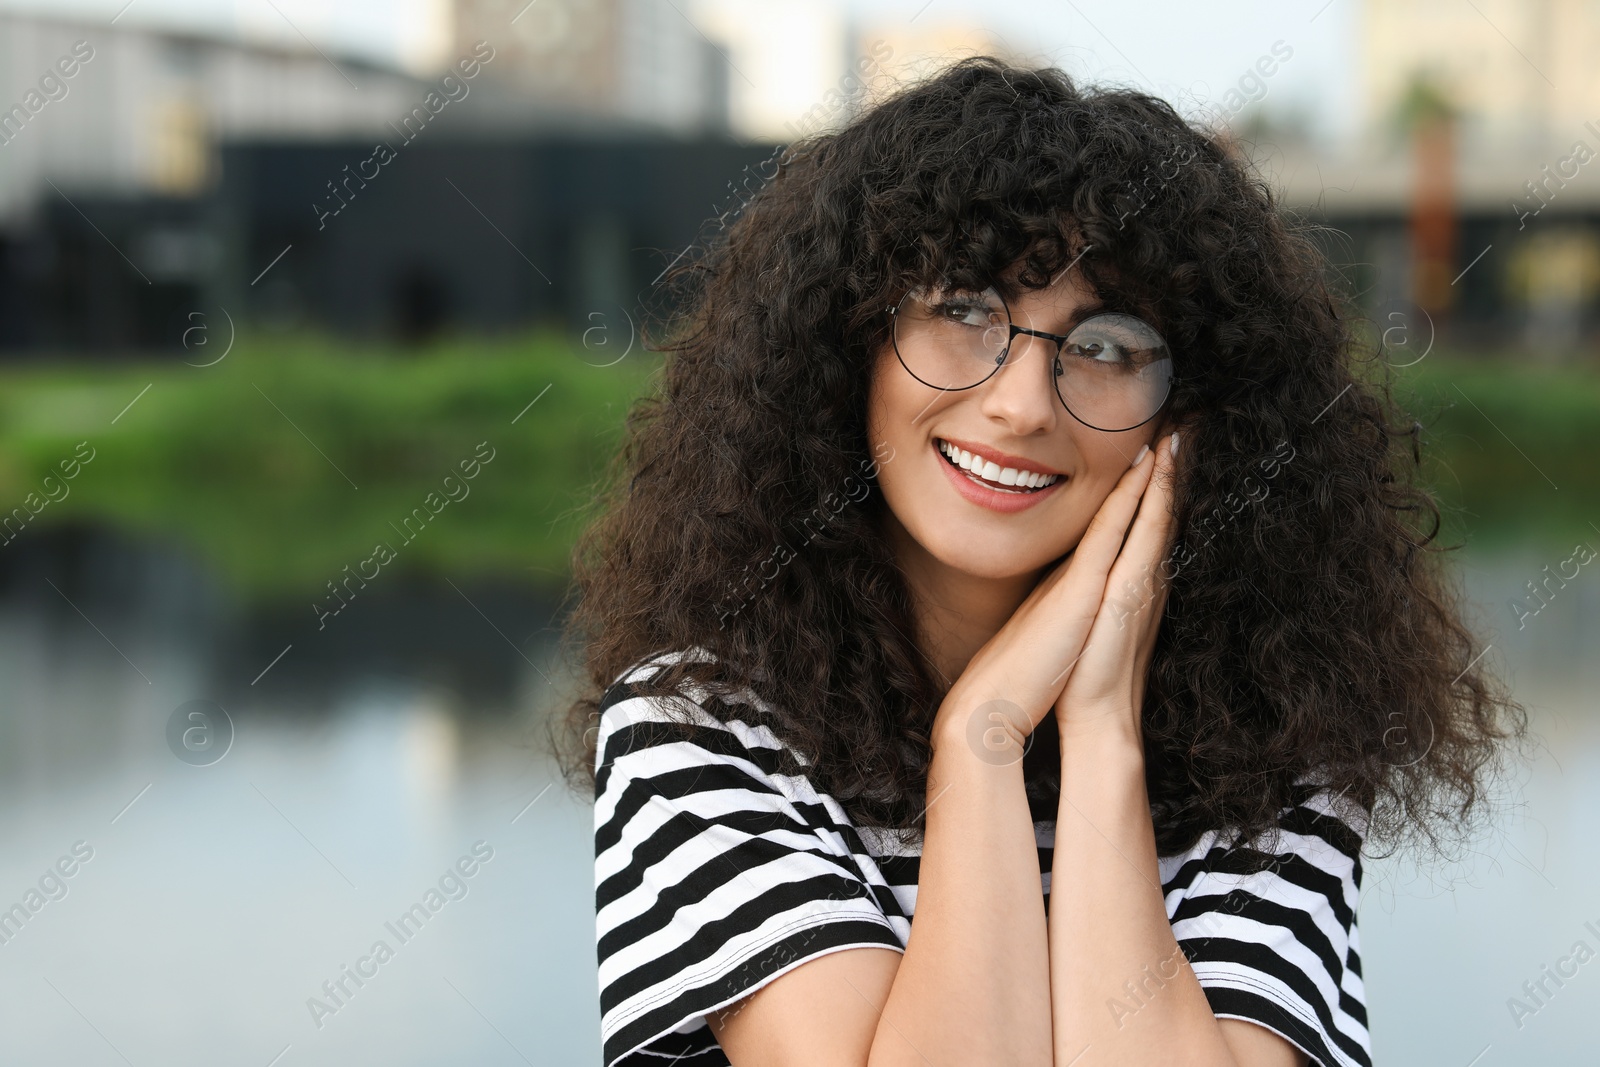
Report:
0,340,1592,606
1392,354,1600,553
0,331,655,603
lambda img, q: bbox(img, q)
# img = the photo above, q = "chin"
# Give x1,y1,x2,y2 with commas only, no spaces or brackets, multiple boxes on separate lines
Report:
911,520,1077,581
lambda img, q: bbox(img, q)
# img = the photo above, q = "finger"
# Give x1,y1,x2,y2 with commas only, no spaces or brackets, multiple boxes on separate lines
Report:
999,440,1168,703
1138,560,1174,660
1058,442,1160,583
1012,448,1158,622
1134,431,1181,536
1102,434,1180,626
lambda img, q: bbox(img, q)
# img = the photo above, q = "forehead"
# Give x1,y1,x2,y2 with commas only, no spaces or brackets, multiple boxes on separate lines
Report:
1004,264,1102,324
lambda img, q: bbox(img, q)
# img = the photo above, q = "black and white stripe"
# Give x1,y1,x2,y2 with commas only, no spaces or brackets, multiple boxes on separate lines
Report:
594,651,1372,1067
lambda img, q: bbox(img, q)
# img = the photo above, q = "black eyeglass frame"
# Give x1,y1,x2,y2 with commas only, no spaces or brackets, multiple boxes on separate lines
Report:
886,286,1179,433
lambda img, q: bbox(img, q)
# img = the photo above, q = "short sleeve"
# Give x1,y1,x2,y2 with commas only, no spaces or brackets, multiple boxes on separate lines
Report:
1158,785,1373,1067
593,663,906,1067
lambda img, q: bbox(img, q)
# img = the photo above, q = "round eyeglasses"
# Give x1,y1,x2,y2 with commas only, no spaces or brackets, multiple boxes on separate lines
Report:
888,284,1175,432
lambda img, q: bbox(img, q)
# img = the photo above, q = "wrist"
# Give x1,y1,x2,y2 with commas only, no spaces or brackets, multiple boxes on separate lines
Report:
1057,719,1147,805
932,692,1035,767
1054,702,1144,760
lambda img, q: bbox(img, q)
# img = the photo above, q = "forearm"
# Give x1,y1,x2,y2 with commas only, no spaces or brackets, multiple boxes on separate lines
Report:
870,715,1052,1066
1047,720,1238,1066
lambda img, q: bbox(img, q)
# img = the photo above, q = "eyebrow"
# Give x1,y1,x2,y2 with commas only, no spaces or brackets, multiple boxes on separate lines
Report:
1068,300,1110,327
1011,296,1111,335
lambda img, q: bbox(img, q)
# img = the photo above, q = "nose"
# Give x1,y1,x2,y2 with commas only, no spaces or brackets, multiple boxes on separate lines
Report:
978,331,1059,436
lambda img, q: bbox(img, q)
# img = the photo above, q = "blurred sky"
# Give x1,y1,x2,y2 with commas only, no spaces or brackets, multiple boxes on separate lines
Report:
0,0,1362,140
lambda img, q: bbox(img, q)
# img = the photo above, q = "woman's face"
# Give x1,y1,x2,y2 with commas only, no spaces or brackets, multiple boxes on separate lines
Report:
866,267,1173,582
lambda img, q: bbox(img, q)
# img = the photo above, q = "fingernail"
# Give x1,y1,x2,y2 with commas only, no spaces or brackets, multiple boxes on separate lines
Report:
1169,431,1181,458
1131,443,1150,468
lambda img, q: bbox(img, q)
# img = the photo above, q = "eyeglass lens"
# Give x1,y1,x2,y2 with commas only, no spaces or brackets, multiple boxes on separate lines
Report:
891,285,1173,432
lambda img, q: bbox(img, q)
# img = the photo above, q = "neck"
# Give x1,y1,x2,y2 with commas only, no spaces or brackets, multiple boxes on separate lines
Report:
884,514,1042,691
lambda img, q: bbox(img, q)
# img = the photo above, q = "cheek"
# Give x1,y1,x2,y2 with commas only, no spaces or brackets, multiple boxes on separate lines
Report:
865,352,892,449
866,348,933,455
866,351,943,517
1072,431,1165,522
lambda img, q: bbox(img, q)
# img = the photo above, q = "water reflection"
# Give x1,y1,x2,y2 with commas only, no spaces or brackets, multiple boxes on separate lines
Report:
0,535,1595,1065
0,532,595,1066
1363,545,1600,1066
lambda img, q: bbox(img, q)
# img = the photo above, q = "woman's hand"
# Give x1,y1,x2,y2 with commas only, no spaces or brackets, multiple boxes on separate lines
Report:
932,428,1184,758
1054,428,1183,744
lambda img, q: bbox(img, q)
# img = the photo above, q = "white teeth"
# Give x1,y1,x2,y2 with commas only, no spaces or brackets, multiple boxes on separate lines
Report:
937,439,1061,491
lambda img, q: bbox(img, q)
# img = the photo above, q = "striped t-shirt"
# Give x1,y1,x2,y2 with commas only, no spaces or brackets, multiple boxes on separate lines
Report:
594,651,1373,1067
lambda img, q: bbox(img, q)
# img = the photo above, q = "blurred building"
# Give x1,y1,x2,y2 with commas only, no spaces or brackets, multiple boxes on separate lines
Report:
0,11,444,351
0,1,1018,354
206,135,776,346
451,0,731,135
691,0,1008,141
450,0,1007,142
0,7,767,353
1291,0,1600,353
1362,0,1592,152
0,1,1596,355
0,12,431,224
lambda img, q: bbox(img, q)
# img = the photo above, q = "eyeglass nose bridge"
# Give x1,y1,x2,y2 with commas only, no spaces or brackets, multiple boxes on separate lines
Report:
996,322,1071,367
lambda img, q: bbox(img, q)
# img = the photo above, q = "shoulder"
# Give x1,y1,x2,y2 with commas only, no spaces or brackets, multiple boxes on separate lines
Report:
1161,774,1368,892
593,647,809,790
1157,775,1373,1067
592,649,907,1067
593,647,864,881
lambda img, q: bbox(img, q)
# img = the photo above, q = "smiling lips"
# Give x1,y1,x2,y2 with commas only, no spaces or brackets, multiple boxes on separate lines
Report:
936,438,1061,490
934,436,1067,513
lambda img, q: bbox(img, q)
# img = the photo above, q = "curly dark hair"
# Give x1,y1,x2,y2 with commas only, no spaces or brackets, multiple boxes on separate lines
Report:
550,54,1527,863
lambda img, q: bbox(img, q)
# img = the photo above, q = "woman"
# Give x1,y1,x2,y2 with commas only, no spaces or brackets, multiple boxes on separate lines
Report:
557,56,1524,1066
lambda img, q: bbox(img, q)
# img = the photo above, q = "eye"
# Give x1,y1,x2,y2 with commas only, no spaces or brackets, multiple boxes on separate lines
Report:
1063,314,1168,370
1065,338,1123,364
919,286,1006,328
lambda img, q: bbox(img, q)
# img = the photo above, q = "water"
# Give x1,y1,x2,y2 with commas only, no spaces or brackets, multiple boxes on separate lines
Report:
1360,545,1600,1066
0,538,1594,1065
0,531,601,1066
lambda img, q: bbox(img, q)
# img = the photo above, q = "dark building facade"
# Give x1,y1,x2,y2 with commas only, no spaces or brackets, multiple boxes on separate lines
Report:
0,131,1596,357
0,132,780,354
